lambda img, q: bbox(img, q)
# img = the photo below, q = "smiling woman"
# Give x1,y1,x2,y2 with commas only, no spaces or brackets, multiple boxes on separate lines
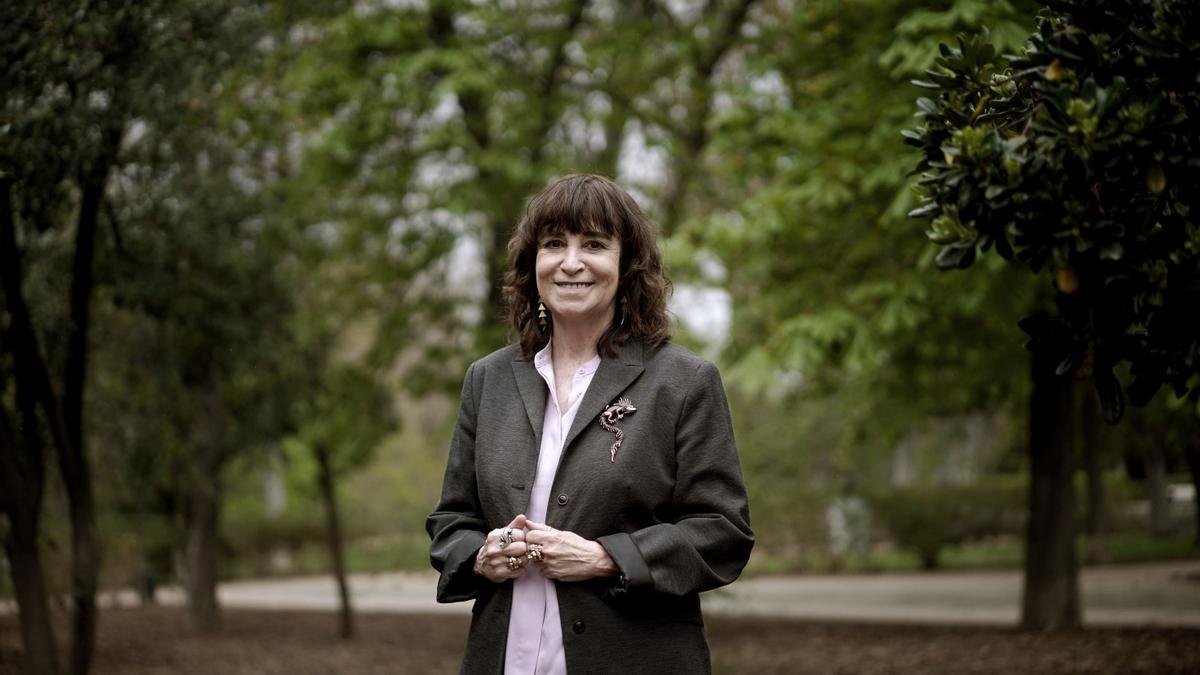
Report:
427,174,753,675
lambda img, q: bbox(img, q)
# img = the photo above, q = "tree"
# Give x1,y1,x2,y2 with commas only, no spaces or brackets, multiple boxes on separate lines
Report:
105,108,297,632
671,0,1039,506
2,0,253,668
288,363,394,638
906,0,1199,630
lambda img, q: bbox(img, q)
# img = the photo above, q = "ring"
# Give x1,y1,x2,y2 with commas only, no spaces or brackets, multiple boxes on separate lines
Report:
506,556,522,571
527,544,544,563
499,527,513,548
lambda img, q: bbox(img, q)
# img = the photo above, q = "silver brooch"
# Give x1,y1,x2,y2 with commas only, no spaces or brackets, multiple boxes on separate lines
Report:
598,397,637,462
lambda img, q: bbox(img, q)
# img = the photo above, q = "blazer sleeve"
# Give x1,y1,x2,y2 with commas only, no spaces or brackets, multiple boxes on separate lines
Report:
425,363,489,603
597,359,754,597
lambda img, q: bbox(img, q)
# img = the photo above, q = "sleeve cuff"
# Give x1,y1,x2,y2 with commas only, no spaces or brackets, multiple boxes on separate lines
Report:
436,531,486,603
597,532,653,593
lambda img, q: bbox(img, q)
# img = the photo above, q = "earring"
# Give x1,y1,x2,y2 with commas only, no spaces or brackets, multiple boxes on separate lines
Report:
620,296,629,326
537,301,548,333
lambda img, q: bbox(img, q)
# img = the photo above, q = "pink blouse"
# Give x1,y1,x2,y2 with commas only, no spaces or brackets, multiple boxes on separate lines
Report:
503,342,600,675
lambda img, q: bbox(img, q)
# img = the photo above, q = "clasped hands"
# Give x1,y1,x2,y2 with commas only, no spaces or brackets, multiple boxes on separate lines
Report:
473,514,617,583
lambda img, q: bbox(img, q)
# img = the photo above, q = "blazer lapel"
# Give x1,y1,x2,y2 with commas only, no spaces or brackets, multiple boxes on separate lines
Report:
511,355,547,448
563,340,645,451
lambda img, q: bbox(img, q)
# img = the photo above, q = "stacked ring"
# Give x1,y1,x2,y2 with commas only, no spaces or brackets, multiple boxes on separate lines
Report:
499,527,514,548
527,544,544,563
506,556,522,571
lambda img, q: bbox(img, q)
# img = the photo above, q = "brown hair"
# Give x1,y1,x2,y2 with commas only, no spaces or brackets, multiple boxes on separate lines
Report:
503,174,672,360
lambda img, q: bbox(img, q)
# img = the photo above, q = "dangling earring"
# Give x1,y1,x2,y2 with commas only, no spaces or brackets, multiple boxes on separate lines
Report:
537,301,549,333
619,296,629,326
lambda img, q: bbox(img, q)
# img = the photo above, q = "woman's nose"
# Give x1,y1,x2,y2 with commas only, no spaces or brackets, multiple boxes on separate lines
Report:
561,246,585,272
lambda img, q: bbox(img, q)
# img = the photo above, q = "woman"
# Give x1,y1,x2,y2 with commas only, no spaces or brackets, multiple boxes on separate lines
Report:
427,174,753,674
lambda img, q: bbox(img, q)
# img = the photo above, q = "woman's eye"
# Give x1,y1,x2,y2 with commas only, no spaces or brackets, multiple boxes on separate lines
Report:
542,239,564,248
585,239,607,249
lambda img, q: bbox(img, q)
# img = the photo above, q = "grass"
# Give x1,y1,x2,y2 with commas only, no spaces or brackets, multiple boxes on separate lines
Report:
744,531,1198,576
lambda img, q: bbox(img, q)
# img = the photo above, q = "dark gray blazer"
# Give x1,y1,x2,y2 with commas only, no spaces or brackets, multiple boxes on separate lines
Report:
426,339,753,674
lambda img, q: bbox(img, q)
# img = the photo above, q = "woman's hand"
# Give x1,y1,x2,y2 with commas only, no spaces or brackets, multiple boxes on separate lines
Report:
473,514,530,583
524,519,619,582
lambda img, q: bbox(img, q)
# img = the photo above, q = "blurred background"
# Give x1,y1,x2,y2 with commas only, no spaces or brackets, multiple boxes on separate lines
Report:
2,0,1198,673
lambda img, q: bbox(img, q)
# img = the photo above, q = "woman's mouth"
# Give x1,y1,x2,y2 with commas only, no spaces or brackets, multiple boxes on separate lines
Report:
556,282,593,289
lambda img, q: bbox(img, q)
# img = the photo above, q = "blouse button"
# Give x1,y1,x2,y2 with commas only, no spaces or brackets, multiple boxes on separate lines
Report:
557,494,569,506
573,619,586,634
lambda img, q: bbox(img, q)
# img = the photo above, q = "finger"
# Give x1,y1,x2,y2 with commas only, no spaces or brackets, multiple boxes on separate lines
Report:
524,519,551,532
505,542,528,557
506,514,527,530
500,555,527,576
488,528,508,548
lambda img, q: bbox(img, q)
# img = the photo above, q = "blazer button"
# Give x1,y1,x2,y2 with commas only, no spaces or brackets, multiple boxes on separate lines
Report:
557,494,569,506
573,619,586,634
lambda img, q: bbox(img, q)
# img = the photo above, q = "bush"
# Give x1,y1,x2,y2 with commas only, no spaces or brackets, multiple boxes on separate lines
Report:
866,476,1027,569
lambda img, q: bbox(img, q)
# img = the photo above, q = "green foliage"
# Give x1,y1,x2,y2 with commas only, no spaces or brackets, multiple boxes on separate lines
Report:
907,1,1200,420
865,471,1151,570
866,476,1027,568
702,0,1038,409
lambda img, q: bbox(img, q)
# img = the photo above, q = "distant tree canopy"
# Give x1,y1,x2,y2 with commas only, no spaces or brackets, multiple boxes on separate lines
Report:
906,0,1200,422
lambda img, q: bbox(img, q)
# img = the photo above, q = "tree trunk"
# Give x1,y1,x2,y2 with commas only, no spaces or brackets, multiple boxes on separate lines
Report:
0,412,61,675
186,456,221,632
1020,349,1081,632
61,160,109,675
186,387,225,632
659,0,756,238
1184,442,1200,546
2,519,61,675
1082,388,1106,563
1,178,62,674
315,443,354,639
1145,443,1171,536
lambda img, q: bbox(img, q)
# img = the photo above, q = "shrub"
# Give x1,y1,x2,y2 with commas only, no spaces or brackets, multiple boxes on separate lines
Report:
866,476,1027,569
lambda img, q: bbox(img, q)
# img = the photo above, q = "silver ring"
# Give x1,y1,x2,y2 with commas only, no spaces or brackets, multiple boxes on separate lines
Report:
506,556,522,571
499,527,513,548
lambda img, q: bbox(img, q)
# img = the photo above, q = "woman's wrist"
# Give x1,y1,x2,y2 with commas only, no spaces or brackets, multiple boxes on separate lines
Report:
590,541,620,577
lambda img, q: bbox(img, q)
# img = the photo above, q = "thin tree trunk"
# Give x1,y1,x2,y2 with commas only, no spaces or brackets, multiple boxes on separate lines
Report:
0,178,62,674
1184,442,1200,546
0,412,61,675
315,443,354,639
186,455,221,632
2,521,61,675
1146,443,1171,536
61,158,110,675
1021,349,1081,632
186,387,224,632
1082,387,1106,563
659,0,757,238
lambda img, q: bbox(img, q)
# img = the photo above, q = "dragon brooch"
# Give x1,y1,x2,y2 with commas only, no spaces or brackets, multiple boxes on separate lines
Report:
598,397,637,462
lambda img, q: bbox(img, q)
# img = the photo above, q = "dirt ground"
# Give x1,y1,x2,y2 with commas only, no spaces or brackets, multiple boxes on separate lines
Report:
3,607,1200,674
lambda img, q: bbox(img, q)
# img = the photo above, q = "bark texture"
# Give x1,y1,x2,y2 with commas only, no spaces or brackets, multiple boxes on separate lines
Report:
0,179,62,674
1021,349,1081,632
0,411,61,675
316,444,354,639
62,160,109,675
186,387,225,632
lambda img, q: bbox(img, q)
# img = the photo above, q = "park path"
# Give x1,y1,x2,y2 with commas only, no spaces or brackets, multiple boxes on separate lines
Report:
100,560,1200,627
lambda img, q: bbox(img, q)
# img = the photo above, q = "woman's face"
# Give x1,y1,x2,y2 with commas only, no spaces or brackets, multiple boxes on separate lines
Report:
535,230,621,333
